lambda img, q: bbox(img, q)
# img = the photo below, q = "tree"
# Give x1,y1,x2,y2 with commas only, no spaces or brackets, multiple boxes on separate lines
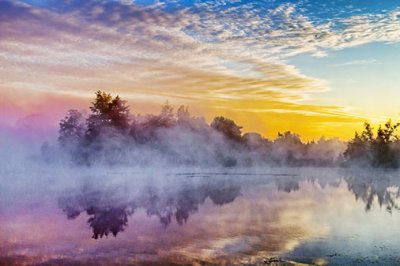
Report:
361,122,374,142
210,116,242,142
177,105,190,125
344,121,400,168
86,91,131,141
371,120,399,168
344,123,374,165
243,132,271,151
109,96,130,131
58,109,85,147
159,101,175,127
273,131,305,165
274,131,302,146
306,137,346,166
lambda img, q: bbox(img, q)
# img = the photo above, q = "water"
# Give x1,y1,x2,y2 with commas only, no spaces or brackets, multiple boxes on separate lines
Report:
2,167,400,265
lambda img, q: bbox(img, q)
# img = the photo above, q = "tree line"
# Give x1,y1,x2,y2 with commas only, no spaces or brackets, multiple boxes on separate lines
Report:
49,90,400,168
345,121,400,168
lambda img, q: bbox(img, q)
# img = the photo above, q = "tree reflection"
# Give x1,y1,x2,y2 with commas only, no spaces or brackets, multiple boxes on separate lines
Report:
274,171,400,213
344,172,400,212
59,188,135,239
58,180,241,238
58,171,400,240
275,177,300,193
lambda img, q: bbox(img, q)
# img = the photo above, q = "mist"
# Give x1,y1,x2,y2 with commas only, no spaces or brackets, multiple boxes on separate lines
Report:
32,91,350,169
3,91,400,265
0,90,396,214
3,90,400,209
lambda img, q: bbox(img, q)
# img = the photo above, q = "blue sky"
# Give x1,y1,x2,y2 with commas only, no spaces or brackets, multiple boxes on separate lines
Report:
289,42,400,121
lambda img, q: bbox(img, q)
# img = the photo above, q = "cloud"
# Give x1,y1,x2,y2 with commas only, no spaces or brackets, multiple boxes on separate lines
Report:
2,0,397,138
333,59,378,67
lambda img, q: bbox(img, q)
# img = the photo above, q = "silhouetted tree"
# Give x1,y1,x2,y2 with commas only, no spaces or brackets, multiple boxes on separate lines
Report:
86,91,131,141
361,122,374,142
211,116,242,142
109,96,131,131
371,120,399,168
87,91,113,140
58,109,86,147
344,131,371,165
345,121,400,168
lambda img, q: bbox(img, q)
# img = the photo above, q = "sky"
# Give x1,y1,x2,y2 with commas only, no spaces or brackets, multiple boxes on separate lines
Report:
1,0,400,140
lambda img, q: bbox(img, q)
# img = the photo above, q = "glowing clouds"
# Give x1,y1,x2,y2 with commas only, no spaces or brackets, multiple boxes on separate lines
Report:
1,1,399,138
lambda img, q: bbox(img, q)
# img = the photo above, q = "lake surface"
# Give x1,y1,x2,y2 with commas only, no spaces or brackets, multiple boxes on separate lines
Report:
2,167,400,265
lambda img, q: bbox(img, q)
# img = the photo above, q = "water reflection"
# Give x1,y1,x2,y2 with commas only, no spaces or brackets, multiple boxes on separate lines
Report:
273,170,400,213
344,171,400,212
59,187,135,239
3,169,400,265
58,180,241,239
58,171,400,241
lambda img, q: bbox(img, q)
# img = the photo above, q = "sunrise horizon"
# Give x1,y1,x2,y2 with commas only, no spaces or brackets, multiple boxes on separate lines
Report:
2,89,398,142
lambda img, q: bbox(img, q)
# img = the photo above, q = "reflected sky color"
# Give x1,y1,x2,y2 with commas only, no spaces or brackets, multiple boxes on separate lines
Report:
2,169,400,265
2,0,400,139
